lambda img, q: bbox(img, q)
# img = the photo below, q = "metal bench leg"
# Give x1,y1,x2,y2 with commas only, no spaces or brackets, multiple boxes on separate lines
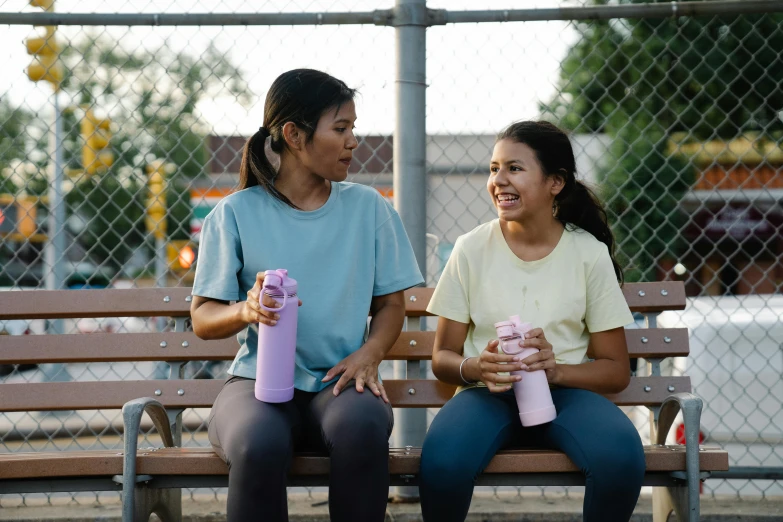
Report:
129,486,181,522
667,484,691,522
131,485,155,522
652,487,674,522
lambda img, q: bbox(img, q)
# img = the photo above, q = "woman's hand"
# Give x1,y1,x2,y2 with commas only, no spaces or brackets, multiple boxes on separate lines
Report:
240,272,302,327
518,328,560,384
477,339,526,393
322,343,389,403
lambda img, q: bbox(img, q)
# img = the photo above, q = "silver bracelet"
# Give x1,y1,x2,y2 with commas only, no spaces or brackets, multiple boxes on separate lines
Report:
459,356,475,384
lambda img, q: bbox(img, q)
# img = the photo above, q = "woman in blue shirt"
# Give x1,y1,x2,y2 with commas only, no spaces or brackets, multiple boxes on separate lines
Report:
190,69,423,522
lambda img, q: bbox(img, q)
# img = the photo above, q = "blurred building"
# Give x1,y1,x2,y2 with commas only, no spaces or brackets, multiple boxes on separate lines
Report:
671,134,783,296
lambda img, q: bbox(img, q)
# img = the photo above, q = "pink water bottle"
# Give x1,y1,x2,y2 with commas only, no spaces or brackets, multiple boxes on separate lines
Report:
255,269,298,403
494,315,557,426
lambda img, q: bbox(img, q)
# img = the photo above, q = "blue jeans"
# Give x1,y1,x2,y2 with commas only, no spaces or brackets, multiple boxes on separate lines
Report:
420,387,645,522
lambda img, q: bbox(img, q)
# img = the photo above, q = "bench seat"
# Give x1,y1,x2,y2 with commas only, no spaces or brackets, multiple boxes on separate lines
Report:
0,445,729,485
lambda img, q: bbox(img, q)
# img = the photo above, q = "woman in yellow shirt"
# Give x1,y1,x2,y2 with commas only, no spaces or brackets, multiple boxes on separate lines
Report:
420,121,645,522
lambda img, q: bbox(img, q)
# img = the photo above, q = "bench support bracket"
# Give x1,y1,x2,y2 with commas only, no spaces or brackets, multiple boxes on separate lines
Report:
121,397,180,522
652,392,703,522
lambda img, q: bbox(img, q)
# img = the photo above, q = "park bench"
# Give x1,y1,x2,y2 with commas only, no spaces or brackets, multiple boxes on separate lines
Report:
0,281,728,522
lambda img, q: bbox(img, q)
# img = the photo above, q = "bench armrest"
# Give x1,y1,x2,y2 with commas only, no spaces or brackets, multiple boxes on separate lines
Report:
119,397,176,519
655,392,704,520
122,397,176,449
655,392,702,447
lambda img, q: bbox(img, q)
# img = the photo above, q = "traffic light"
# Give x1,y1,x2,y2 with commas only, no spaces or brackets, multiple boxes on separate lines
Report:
81,109,114,176
16,198,37,238
145,161,167,240
166,240,198,273
0,195,44,242
25,1,62,90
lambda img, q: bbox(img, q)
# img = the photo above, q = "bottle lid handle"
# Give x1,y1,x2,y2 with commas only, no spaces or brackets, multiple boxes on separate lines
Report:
259,270,288,312
259,284,287,312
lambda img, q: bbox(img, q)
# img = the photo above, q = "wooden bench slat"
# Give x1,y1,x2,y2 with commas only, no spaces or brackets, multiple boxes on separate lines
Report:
0,283,685,321
389,377,691,408
403,287,434,316
603,376,691,406
0,376,690,412
0,380,224,412
0,288,433,320
0,288,195,320
0,328,688,365
0,445,728,480
622,282,686,312
0,332,238,364
622,328,689,358
0,450,124,479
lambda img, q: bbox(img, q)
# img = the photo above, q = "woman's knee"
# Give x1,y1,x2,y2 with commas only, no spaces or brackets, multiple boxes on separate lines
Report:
322,391,392,448
586,429,646,487
420,428,483,491
224,422,294,471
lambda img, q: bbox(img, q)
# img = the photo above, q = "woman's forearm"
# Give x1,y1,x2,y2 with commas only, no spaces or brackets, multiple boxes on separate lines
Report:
363,299,406,359
191,300,249,340
552,359,630,394
432,349,480,386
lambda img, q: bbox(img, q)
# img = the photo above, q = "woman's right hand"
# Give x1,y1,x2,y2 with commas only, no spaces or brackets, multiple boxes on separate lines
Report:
478,339,525,393
240,272,302,327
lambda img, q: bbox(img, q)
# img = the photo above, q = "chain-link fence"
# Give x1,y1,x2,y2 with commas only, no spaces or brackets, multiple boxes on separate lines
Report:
1,0,782,509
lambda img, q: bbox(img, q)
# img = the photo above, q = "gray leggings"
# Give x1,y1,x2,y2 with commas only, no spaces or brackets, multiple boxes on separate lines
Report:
208,376,394,522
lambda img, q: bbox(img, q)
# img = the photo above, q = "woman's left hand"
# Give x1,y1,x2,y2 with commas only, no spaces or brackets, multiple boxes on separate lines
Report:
519,328,560,384
322,344,389,403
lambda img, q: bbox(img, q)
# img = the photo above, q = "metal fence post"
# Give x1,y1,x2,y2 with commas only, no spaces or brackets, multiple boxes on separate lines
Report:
42,91,69,382
392,0,428,503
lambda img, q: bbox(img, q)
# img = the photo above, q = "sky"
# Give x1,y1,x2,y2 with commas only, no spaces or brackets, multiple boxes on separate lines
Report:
0,0,581,136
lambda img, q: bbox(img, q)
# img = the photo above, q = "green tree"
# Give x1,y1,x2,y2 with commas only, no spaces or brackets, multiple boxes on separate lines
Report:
0,99,36,194
544,0,783,282
55,35,250,273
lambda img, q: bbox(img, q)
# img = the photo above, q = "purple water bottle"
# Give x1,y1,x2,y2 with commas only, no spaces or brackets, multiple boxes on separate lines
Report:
255,269,298,403
494,315,557,426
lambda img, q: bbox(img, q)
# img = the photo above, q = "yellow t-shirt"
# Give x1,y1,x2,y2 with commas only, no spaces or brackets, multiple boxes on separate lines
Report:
427,220,634,370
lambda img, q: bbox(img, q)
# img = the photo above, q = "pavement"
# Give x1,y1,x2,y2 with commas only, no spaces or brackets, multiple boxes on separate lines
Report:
0,492,781,521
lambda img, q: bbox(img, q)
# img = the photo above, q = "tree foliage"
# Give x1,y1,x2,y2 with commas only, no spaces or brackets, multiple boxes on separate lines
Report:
544,0,783,281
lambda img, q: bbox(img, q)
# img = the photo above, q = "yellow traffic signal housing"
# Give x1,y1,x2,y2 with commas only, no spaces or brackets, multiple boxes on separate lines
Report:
26,26,62,88
81,110,114,175
30,0,55,8
145,161,167,240
27,54,63,85
17,198,38,238
166,240,197,272
25,27,58,55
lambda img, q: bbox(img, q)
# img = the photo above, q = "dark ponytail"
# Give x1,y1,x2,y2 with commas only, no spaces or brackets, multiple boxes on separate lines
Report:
238,69,357,208
497,121,623,283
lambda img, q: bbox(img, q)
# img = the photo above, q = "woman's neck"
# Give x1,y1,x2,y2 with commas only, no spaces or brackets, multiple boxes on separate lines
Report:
499,214,564,262
502,213,562,243
276,156,332,211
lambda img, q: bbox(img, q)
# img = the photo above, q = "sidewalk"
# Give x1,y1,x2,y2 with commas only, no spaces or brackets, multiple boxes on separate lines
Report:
1,492,781,521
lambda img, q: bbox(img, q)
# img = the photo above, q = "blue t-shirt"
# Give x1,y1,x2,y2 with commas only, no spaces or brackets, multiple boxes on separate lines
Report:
192,182,424,392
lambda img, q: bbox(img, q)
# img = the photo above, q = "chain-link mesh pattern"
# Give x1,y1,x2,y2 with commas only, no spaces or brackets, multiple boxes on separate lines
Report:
1,0,782,509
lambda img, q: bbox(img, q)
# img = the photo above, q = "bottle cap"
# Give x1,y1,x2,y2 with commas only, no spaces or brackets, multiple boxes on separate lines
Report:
262,269,298,295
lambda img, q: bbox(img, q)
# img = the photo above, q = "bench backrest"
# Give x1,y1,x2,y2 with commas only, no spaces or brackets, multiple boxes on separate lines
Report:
0,282,688,413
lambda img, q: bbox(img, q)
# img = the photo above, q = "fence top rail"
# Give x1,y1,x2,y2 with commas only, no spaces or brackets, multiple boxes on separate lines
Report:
0,1,779,27
0,282,683,320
